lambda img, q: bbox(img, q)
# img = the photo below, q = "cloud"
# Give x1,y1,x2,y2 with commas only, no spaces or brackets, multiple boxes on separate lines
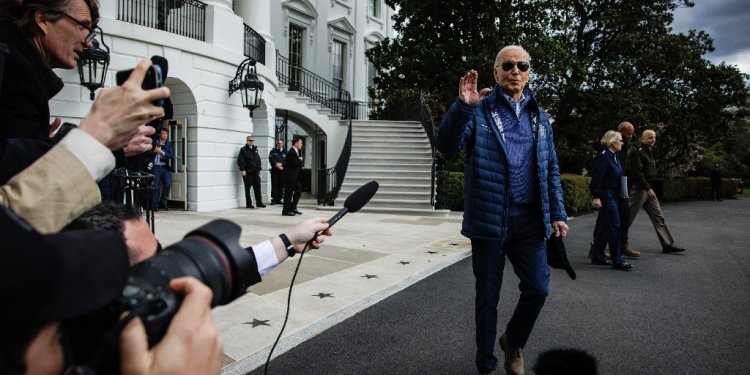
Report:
672,0,750,74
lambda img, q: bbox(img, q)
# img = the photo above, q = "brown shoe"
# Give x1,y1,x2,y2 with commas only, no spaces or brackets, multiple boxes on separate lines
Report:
604,248,611,260
499,334,524,375
621,244,641,258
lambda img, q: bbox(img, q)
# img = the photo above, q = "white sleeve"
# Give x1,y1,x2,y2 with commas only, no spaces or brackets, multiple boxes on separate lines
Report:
58,128,115,181
252,239,279,276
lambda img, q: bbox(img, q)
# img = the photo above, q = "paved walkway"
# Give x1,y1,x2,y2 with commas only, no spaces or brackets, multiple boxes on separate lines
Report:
152,199,470,374
245,198,750,374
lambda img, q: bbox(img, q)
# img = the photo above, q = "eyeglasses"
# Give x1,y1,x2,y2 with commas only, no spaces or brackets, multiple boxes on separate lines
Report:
247,139,254,142
499,60,530,72
60,13,96,43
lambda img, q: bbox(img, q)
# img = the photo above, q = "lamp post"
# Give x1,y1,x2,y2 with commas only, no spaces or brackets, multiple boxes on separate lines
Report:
228,57,264,117
77,26,110,100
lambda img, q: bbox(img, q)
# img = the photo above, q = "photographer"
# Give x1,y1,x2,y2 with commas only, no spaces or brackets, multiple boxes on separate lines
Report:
0,206,222,375
0,58,170,233
2,204,334,374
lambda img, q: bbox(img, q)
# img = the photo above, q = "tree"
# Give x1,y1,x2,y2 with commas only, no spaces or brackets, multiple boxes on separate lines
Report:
368,0,749,174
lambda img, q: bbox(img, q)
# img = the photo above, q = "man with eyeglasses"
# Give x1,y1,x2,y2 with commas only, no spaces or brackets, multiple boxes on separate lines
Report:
237,134,266,208
0,0,101,141
437,45,568,375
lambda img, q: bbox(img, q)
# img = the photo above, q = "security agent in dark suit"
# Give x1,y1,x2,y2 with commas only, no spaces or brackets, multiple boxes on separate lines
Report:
268,138,286,205
282,136,303,216
237,135,265,208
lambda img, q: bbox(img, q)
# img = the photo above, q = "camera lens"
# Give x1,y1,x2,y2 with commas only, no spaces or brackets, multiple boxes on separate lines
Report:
124,219,261,345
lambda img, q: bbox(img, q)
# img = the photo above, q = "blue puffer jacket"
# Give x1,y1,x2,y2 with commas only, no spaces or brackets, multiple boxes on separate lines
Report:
437,87,567,240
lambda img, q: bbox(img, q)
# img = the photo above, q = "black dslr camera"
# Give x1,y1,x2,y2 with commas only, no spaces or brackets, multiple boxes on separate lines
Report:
68,219,261,372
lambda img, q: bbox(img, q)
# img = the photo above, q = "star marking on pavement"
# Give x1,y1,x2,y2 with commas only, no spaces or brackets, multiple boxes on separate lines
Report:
243,319,270,328
361,274,378,279
400,261,410,265
313,292,334,298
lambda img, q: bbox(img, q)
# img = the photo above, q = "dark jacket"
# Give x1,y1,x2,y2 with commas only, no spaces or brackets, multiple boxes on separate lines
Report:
283,147,302,183
0,24,64,141
589,148,623,199
436,86,567,240
237,144,262,173
627,146,658,190
269,147,286,170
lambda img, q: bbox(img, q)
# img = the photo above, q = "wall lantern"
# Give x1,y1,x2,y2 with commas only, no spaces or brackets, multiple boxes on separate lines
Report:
77,27,110,101
228,57,264,117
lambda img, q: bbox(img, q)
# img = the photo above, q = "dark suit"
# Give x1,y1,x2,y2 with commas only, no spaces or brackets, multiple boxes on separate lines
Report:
237,144,263,207
283,147,302,214
149,139,174,208
268,147,286,204
589,148,624,265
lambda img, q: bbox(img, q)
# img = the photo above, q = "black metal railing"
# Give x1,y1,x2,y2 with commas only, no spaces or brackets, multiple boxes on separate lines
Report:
276,50,353,119
243,23,265,65
117,0,207,41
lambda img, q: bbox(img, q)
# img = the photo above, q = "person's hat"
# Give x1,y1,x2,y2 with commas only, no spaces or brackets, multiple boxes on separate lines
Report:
0,206,130,347
546,235,576,280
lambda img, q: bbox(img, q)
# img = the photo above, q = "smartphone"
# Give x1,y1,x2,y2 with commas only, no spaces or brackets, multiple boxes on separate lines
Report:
115,65,164,106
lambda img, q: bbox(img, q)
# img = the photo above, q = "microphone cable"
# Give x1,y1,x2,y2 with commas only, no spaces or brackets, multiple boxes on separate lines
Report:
262,238,314,375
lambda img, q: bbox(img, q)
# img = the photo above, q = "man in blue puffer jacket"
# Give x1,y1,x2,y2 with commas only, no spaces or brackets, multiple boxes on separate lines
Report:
437,45,568,375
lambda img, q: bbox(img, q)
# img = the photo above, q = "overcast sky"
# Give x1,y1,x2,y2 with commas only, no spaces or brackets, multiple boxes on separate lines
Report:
671,0,750,75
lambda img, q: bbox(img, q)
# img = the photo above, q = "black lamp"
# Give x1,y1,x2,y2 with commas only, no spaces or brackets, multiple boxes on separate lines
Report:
228,57,264,117
77,26,110,100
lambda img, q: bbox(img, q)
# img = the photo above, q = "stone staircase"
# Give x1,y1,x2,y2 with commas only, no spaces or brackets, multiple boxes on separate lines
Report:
332,120,449,216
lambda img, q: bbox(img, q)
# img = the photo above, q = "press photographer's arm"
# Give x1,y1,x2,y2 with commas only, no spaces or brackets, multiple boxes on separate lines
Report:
0,59,169,234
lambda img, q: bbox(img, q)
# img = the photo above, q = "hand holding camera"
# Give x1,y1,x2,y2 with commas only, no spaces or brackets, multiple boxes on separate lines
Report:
118,277,223,375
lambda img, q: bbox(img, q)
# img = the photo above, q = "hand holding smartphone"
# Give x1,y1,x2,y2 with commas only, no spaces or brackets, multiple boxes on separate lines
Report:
116,64,164,106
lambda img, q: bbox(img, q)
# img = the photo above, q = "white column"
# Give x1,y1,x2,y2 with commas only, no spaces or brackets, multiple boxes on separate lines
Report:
203,1,243,52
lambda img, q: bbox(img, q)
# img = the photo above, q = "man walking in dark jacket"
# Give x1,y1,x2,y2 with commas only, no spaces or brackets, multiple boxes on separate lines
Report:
627,129,684,253
237,135,265,208
437,45,568,375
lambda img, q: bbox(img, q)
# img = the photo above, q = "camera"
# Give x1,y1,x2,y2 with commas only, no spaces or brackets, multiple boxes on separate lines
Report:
68,219,260,372
115,65,164,106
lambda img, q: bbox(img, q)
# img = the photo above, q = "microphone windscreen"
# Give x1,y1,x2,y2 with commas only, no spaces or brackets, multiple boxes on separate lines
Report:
344,181,379,213
150,55,169,79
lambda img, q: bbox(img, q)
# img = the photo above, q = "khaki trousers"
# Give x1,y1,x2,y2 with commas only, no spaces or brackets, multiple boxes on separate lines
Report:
628,188,674,248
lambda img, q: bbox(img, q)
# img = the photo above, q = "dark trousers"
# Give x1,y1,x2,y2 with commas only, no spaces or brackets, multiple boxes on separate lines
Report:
271,169,283,203
242,172,262,207
471,210,548,373
710,184,722,200
283,178,301,213
593,191,623,264
152,165,171,208
593,196,630,246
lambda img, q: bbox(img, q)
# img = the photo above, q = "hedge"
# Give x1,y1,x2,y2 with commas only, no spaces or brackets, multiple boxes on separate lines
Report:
441,173,736,214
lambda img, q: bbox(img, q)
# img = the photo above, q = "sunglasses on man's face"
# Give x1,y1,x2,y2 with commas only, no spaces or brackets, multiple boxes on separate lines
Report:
500,61,530,72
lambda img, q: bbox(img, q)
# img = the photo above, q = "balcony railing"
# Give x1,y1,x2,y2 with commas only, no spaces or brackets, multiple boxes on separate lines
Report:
243,24,266,65
117,0,207,41
276,51,353,119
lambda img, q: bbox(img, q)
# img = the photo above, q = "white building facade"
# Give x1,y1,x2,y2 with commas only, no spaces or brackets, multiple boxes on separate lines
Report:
50,0,395,211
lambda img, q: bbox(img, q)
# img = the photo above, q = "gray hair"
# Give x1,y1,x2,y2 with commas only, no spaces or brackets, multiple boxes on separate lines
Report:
600,130,621,147
0,0,99,37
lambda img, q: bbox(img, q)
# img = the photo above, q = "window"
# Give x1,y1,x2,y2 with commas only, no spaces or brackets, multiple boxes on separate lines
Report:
367,0,381,18
289,24,304,89
332,40,345,92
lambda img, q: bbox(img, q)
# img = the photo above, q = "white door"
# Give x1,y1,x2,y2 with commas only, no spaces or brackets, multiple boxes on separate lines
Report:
168,119,187,209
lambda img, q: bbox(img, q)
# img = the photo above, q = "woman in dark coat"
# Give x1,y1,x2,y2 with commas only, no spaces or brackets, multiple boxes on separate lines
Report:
589,130,633,271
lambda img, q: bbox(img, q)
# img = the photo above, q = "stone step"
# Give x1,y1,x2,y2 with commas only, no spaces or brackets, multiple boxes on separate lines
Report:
352,140,430,147
346,170,431,178
334,197,433,210
316,205,450,217
343,175,431,185
354,130,426,137
348,162,432,170
339,183,431,194
352,146,431,154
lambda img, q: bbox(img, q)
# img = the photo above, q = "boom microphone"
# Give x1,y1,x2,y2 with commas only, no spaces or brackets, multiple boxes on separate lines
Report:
327,181,379,228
